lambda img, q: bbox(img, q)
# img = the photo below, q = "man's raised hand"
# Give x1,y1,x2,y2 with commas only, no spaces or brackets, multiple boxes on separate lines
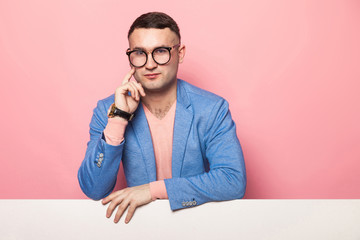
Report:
114,68,146,114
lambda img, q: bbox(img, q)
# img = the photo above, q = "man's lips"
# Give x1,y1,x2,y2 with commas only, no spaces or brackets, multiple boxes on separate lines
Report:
144,73,160,79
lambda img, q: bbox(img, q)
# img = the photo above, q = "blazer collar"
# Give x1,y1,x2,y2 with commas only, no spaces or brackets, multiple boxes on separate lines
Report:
172,79,194,178
130,103,156,182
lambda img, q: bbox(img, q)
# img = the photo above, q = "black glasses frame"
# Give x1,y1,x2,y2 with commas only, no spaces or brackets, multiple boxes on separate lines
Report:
126,43,181,68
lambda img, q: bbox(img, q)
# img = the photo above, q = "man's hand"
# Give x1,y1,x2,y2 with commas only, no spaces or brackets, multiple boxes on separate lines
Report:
114,68,146,114
102,184,152,224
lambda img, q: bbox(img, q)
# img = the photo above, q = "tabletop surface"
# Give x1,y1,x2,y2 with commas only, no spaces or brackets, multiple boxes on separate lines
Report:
1,199,359,240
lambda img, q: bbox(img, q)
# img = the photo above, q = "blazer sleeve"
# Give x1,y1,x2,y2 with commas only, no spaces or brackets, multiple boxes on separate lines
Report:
164,98,246,210
77,99,124,200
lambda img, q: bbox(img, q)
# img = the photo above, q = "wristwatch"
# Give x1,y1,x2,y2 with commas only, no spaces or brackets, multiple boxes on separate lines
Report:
108,104,135,121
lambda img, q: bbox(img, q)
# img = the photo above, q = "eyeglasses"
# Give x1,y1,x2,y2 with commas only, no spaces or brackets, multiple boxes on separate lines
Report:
126,43,180,68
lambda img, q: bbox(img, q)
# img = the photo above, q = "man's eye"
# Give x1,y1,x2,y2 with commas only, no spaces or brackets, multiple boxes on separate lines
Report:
155,48,167,54
134,50,145,55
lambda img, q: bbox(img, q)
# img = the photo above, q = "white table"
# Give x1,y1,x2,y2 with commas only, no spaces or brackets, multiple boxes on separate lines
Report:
1,199,359,239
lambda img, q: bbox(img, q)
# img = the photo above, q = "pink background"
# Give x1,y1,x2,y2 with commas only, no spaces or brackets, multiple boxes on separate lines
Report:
0,0,359,199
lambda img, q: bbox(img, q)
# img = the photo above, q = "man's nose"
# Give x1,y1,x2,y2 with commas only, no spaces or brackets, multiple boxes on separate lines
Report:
145,54,158,70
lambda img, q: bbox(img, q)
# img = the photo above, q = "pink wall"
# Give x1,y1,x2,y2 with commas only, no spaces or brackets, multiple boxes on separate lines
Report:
0,0,359,199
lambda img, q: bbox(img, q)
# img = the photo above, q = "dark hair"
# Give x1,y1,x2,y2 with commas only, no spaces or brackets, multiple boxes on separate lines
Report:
128,12,181,41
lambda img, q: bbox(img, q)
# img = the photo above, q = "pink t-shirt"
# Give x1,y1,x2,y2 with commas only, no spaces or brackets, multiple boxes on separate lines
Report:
103,102,177,200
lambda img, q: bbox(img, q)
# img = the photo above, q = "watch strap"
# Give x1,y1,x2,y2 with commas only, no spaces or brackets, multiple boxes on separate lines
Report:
108,104,135,121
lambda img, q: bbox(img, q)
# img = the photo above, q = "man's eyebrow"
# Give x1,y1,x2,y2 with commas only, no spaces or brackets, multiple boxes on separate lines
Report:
131,44,170,51
130,47,144,51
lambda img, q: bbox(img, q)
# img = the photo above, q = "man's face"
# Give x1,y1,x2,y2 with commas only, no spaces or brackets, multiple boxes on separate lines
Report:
128,28,185,93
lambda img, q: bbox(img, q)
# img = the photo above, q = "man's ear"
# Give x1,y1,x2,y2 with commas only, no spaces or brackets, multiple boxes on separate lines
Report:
178,44,186,63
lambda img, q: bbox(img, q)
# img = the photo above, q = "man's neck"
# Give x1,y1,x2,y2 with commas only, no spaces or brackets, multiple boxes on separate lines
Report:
141,80,177,120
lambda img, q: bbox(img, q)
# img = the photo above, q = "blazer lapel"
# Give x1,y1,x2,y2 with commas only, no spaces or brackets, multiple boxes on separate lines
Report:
130,103,157,182
172,80,194,178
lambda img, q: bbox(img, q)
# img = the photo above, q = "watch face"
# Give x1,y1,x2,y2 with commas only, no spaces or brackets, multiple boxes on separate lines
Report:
108,104,116,118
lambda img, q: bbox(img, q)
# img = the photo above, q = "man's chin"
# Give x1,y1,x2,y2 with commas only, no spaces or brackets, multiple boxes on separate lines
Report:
142,83,164,92
142,81,176,94
138,76,177,93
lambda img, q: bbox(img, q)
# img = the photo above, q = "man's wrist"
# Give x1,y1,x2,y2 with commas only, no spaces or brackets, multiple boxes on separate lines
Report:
103,117,128,145
149,180,168,200
108,103,135,121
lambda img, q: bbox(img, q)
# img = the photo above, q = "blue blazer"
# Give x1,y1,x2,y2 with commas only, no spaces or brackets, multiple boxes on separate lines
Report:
78,79,246,210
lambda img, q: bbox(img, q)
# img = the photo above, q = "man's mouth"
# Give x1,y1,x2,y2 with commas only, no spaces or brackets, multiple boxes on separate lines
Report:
144,73,160,79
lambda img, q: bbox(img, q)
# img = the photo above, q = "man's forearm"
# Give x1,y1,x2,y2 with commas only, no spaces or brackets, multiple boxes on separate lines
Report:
78,100,125,200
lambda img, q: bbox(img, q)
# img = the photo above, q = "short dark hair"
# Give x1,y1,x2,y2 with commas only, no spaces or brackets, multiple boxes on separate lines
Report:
128,12,181,41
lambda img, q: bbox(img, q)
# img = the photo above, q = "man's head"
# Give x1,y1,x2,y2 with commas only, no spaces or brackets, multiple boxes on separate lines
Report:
127,12,185,93
128,12,181,42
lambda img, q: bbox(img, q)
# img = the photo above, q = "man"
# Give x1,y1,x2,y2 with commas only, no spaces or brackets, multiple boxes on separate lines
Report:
78,12,246,224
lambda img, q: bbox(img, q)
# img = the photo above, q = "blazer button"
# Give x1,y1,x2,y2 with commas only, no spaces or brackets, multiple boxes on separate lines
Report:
182,202,186,207
99,153,104,157
97,162,101,168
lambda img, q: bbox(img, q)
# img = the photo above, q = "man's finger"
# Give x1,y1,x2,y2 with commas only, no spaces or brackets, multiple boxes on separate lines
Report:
134,82,146,97
129,82,140,101
114,200,130,223
102,194,114,205
122,68,136,84
102,190,122,205
126,83,137,101
106,197,123,218
125,204,137,224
